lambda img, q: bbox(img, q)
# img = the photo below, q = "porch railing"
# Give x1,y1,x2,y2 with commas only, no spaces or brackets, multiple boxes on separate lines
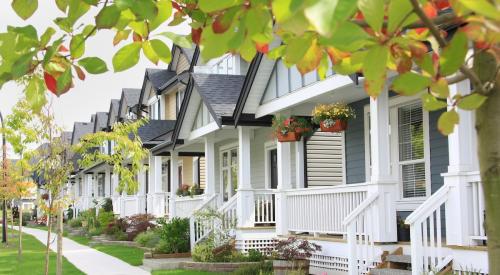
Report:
220,193,238,229
190,194,219,248
344,193,379,275
284,184,369,234
470,181,486,242
175,195,205,218
406,185,450,275
254,190,276,225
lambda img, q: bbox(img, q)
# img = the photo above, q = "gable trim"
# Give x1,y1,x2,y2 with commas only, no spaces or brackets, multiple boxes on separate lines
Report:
232,53,263,126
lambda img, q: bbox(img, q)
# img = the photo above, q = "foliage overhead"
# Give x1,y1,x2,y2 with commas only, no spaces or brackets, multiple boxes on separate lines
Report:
74,119,149,194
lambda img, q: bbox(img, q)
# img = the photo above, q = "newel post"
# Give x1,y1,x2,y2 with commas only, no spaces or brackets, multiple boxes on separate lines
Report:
275,141,292,236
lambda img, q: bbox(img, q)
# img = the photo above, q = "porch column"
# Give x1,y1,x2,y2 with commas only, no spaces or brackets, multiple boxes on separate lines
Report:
276,141,292,236
295,139,305,189
204,135,216,196
153,156,164,216
237,127,254,227
104,167,111,198
169,151,179,218
369,89,397,242
92,173,97,198
444,79,478,246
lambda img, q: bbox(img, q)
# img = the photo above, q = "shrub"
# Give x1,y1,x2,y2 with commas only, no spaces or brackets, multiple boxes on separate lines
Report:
156,217,190,253
192,241,215,262
66,207,74,220
272,237,321,261
80,208,98,230
102,198,113,213
97,211,115,229
113,230,128,241
88,227,103,236
69,218,83,228
233,261,273,275
134,230,160,248
247,249,266,262
125,214,155,241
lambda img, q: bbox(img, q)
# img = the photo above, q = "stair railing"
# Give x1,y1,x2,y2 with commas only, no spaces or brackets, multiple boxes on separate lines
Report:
189,194,219,249
343,193,379,275
405,185,451,275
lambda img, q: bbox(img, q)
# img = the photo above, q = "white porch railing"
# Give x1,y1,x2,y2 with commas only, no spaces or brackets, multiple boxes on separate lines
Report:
219,194,238,229
406,185,450,275
175,195,206,218
284,184,369,234
190,194,219,248
470,181,486,242
121,196,140,217
344,193,379,275
254,190,276,225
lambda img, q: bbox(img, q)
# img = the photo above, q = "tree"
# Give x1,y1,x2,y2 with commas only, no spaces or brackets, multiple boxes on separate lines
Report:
13,180,36,257
0,0,499,272
74,119,149,195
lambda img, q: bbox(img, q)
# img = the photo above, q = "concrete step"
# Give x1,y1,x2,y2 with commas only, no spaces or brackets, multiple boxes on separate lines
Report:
386,255,412,264
370,268,412,275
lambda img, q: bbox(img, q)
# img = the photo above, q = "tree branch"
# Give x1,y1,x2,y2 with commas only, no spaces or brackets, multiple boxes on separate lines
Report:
351,13,459,31
408,0,485,94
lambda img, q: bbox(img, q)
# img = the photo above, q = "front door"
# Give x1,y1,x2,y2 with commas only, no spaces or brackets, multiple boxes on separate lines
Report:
221,148,238,201
270,149,278,189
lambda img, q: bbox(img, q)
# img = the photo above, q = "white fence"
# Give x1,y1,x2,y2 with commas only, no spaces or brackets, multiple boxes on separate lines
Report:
254,190,276,225
175,195,205,218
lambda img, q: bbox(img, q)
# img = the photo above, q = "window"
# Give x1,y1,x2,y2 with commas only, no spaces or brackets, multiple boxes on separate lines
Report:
220,147,238,201
78,181,82,196
398,103,426,198
176,90,185,115
97,174,105,197
149,99,160,120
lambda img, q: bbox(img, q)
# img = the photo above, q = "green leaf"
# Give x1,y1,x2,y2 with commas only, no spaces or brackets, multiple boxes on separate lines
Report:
457,93,487,110
391,72,431,96
358,0,384,32
96,5,120,29
440,31,468,76
285,34,314,65
438,109,459,135
322,21,371,52
11,0,38,20
198,0,243,13
55,0,68,12
268,45,286,60
12,52,35,79
332,51,366,75
78,57,108,74
67,0,90,26
149,0,172,31
318,54,329,80
149,39,171,64
421,93,447,111
112,42,142,72
272,0,303,23
142,41,159,65
363,45,388,97
40,27,56,48
388,0,418,34
56,68,72,93
458,0,500,21
429,77,449,98
157,32,192,48
70,35,85,59
130,0,157,21
25,76,47,113
304,0,337,36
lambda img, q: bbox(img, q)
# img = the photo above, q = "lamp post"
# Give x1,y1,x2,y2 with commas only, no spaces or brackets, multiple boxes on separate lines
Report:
0,111,7,243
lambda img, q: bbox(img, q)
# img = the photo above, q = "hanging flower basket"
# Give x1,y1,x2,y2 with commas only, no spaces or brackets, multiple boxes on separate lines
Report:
320,119,348,132
277,131,301,142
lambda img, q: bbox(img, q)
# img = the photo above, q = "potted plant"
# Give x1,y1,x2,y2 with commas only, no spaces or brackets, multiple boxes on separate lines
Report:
312,103,356,132
272,116,300,142
293,117,313,137
271,237,321,275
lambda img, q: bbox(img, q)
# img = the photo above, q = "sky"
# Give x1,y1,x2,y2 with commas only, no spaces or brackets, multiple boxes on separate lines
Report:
0,2,189,155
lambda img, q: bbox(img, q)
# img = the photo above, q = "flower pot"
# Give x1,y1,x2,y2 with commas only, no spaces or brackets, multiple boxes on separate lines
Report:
295,127,312,135
320,119,348,132
273,259,310,275
277,132,301,142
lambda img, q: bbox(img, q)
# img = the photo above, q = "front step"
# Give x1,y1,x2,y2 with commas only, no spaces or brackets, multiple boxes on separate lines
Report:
370,268,411,275
385,255,411,264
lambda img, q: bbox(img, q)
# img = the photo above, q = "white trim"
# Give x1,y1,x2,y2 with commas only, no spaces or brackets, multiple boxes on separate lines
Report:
255,75,353,118
219,144,239,201
188,121,220,141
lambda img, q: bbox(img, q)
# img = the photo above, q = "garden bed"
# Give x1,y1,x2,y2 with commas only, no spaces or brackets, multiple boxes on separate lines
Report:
145,252,192,259
89,238,142,248
181,261,263,272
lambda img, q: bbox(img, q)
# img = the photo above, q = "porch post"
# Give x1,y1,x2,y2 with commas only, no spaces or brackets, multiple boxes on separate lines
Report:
237,127,254,227
295,139,305,189
276,141,292,236
444,79,477,246
369,89,397,242
204,135,216,196
169,151,179,218
104,167,111,198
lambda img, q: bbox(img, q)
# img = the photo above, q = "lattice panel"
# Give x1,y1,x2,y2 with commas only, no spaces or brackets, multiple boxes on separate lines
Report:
235,238,277,254
309,254,349,273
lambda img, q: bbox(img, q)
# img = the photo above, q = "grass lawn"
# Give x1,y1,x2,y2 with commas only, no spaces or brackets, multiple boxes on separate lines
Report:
0,230,83,275
152,270,224,275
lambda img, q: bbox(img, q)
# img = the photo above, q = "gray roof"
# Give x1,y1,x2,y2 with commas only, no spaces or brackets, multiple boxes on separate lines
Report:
71,122,94,145
134,120,177,143
107,99,120,127
123,88,141,108
94,112,109,132
146,68,177,92
192,73,246,119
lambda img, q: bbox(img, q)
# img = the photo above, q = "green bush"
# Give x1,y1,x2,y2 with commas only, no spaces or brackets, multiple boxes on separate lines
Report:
247,249,266,262
232,261,273,275
192,241,215,262
80,208,98,230
156,217,190,253
134,230,160,248
113,230,128,241
67,207,74,220
97,211,115,229
69,218,83,228
102,198,113,213
88,227,103,236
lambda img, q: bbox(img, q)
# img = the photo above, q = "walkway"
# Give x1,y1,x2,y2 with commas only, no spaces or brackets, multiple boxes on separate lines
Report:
22,227,150,275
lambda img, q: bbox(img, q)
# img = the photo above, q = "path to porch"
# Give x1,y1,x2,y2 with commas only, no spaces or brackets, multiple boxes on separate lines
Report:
22,227,151,275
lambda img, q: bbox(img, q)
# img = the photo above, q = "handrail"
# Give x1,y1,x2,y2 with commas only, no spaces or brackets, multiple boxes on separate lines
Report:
220,193,239,213
175,194,205,202
343,193,379,226
193,193,218,213
285,182,371,195
435,255,453,272
405,185,450,224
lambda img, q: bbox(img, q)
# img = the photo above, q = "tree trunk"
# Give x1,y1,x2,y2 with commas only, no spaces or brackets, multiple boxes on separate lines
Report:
56,208,63,275
18,208,22,258
45,213,51,275
475,50,500,275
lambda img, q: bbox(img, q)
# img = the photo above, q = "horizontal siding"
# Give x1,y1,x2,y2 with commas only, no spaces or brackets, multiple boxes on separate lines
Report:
429,109,449,194
345,98,369,184
306,132,344,187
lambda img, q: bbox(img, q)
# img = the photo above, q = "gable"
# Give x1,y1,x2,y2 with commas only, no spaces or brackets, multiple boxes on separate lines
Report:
192,102,215,130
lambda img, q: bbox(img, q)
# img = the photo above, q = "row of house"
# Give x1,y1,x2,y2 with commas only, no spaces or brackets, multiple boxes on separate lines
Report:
68,44,488,274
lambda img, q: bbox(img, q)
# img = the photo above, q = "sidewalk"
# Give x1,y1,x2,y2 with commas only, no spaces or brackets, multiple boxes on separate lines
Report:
22,227,150,275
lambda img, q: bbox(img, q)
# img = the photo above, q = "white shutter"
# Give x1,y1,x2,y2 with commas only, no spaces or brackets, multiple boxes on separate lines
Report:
306,132,344,186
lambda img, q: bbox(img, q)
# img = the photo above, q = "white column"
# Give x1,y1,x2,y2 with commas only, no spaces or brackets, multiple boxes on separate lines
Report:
93,172,98,198
237,127,254,227
295,139,305,189
276,141,292,236
204,135,216,195
169,151,179,218
369,89,397,242
444,79,477,246
104,167,111,198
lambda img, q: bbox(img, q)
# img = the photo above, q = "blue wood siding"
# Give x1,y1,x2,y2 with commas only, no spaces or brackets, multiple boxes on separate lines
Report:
345,98,369,184
429,110,449,193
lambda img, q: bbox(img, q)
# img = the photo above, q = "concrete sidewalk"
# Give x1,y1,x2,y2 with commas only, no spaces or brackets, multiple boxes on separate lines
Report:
22,227,150,275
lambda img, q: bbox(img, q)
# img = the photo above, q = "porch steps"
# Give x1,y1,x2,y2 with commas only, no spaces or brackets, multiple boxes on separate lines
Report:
369,248,412,275
385,255,411,264
370,268,411,275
